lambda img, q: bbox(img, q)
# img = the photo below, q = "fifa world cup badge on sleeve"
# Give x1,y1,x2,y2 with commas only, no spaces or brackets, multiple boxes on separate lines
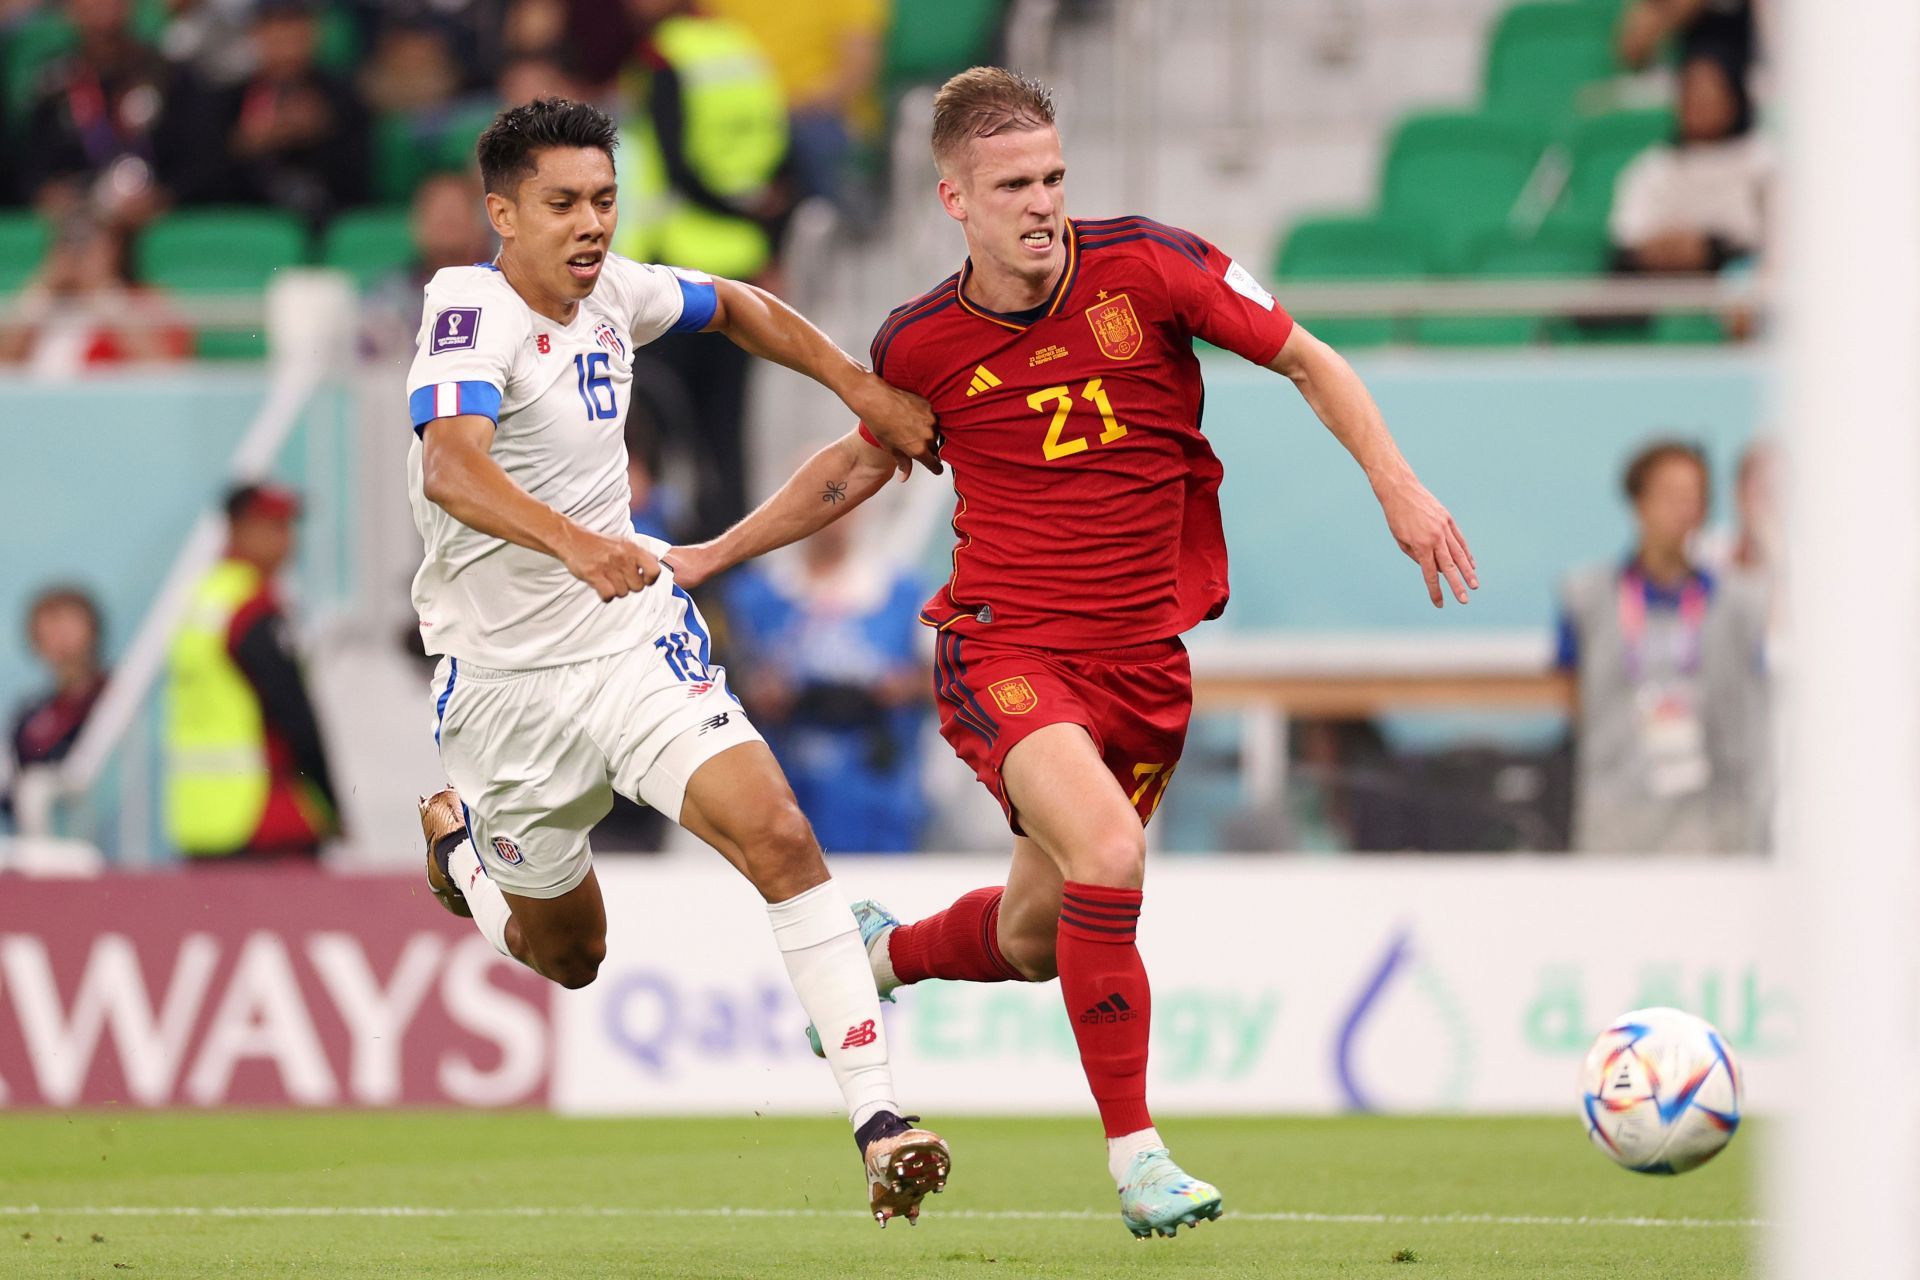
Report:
1086,293,1144,360
432,307,481,354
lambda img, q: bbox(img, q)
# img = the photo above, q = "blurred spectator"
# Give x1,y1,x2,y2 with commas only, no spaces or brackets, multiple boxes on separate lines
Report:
156,0,259,90
21,0,226,227
359,18,463,118
1556,441,1770,854
723,517,929,853
626,446,682,543
708,0,886,212
360,169,495,351
0,213,191,374
617,0,789,541
1696,437,1781,593
3,586,107,820
1618,0,1758,90
498,46,583,108
164,483,340,861
1610,55,1768,277
222,0,370,230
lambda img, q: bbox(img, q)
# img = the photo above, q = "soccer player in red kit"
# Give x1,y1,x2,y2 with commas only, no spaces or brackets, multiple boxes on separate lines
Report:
668,67,1476,1237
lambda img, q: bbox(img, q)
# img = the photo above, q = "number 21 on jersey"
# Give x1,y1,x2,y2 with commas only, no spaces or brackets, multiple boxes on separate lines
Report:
574,352,618,421
1027,378,1127,461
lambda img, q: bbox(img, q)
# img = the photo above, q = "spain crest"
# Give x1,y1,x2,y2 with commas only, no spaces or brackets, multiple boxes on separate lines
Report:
988,676,1039,716
1085,292,1143,360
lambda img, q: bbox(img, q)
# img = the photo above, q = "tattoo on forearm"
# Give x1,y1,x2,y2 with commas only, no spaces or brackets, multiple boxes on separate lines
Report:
822,481,848,504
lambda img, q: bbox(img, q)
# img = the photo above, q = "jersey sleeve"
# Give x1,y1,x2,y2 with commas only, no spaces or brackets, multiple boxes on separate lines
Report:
404,271,521,436
1150,225,1296,365
604,255,718,346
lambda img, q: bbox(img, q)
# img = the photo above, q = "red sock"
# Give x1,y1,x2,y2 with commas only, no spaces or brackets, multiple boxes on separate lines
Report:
888,886,1024,984
1057,881,1153,1138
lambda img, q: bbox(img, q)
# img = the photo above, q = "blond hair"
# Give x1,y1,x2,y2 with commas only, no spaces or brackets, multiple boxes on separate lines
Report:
930,66,1056,172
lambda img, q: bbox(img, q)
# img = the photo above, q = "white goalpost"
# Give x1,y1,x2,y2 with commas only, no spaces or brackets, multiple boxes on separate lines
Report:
1773,0,1920,1276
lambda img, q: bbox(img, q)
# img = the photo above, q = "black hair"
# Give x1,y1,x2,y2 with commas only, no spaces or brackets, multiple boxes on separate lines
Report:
1623,439,1710,504
476,96,618,198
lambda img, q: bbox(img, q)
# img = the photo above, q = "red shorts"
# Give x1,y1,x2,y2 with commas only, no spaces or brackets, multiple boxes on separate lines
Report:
931,631,1193,832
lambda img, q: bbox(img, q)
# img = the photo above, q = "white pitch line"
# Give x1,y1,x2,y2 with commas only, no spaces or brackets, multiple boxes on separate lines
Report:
0,1206,1767,1229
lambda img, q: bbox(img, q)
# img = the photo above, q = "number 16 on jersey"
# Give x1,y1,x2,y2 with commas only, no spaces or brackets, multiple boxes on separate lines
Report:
574,352,618,420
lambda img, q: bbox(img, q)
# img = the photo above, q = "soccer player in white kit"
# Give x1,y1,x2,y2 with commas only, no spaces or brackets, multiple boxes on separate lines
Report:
405,98,948,1223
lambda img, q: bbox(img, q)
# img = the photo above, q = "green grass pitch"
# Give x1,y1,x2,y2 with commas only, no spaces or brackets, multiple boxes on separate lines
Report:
0,1113,1756,1278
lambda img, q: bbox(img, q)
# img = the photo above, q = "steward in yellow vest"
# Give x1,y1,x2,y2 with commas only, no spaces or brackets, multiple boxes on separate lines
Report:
164,483,339,859
615,7,790,281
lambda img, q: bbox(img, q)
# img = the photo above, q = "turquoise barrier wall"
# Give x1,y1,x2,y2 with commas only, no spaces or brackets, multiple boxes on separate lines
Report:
1200,348,1767,631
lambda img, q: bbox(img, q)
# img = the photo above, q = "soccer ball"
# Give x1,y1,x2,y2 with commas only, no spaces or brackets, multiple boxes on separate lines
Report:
1580,1007,1742,1174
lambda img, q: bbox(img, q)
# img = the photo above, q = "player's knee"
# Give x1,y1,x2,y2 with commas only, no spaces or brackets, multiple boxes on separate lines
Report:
740,802,825,899
1066,830,1146,889
998,929,1057,982
544,936,607,990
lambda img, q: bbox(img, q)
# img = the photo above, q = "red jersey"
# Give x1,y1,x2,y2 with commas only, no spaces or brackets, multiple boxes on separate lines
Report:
863,216,1294,650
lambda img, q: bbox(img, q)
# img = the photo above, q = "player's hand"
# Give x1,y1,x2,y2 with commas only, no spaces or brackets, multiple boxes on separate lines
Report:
661,541,720,590
1377,476,1478,607
845,374,942,476
559,527,662,601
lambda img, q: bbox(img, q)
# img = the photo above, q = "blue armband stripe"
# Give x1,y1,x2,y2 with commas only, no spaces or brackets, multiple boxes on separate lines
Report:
669,276,718,333
410,381,503,435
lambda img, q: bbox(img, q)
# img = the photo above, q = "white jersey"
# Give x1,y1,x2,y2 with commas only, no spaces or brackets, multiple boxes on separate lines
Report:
404,255,716,669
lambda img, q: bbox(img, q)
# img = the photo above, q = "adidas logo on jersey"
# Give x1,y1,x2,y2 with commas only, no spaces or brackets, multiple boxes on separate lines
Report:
965,364,1002,397
1078,992,1135,1024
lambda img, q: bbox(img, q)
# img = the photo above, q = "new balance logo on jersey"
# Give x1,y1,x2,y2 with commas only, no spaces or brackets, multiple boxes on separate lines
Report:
696,713,730,734
965,364,1002,397
535,334,551,354
841,1019,878,1049
1078,992,1135,1025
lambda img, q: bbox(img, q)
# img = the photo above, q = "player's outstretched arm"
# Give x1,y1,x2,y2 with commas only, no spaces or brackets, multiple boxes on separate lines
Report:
703,277,942,477
1268,325,1479,608
420,414,661,602
665,428,897,589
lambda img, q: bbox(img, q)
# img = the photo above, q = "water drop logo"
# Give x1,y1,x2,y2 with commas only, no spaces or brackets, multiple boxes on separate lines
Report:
1334,927,1475,1112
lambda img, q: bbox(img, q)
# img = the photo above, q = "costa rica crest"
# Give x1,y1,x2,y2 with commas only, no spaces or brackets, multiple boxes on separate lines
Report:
593,320,626,359
1085,292,1143,360
988,676,1039,716
491,836,524,866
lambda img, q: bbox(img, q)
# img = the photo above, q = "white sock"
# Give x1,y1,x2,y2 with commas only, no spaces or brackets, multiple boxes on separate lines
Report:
871,925,900,995
768,881,900,1130
1108,1127,1165,1187
446,838,514,962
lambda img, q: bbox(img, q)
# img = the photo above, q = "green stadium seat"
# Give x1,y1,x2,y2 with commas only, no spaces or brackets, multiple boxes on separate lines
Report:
885,0,1002,91
1414,226,1609,346
3,11,74,132
375,113,441,205
1379,111,1549,272
321,208,414,290
1551,108,1674,235
1272,216,1428,347
1484,3,1618,122
434,103,498,177
136,209,307,359
0,213,50,292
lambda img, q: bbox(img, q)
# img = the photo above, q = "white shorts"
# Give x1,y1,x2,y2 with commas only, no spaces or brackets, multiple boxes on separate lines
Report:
428,590,764,898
